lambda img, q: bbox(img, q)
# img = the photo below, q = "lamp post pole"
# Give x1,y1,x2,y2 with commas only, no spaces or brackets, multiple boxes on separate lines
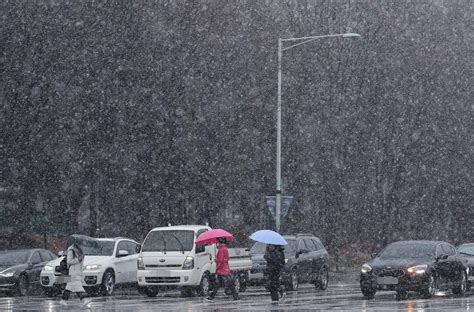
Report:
275,32,360,232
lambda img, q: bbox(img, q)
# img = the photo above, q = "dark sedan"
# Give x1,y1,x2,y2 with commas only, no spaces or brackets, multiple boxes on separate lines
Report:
0,249,57,296
249,234,329,291
360,240,468,300
457,243,474,290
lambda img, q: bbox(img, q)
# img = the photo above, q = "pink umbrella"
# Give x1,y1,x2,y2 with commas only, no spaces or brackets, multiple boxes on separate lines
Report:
195,229,233,245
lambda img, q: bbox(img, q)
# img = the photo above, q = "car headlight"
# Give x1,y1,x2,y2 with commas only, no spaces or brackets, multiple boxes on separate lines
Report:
137,257,145,270
361,264,372,274
43,265,54,271
0,271,15,277
406,264,428,275
182,256,194,270
83,264,102,271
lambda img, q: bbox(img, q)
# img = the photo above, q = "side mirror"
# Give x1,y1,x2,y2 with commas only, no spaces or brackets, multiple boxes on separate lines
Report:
135,244,141,254
436,254,449,261
117,250,129,258
58,251,65,257
27,262,33,269
370,253,378,258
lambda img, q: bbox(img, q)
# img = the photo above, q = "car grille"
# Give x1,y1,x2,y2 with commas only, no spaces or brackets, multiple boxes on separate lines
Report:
145,264,182,268
145,277,180,284
375,268,404,277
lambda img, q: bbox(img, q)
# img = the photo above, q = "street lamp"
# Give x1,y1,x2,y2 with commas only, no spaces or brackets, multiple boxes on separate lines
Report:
275,32,360,231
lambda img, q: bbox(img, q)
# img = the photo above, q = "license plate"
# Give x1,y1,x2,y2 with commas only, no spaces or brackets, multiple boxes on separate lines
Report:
377,276,398,285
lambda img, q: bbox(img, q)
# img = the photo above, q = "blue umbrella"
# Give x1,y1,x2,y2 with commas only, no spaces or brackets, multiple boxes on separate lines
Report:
249,230,288,246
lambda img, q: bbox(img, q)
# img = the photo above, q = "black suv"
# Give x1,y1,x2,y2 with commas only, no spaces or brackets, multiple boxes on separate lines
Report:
249,234,329,291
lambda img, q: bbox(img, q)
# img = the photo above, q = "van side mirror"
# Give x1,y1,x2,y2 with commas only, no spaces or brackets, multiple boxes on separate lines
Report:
135,244,141,253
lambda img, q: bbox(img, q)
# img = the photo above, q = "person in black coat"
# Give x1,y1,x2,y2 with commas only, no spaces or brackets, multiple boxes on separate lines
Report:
264,244,286,302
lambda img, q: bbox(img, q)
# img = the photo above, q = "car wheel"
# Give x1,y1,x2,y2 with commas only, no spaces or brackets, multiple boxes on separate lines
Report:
420,273,436,299
315,267,329,290
452,271,467,296
101,270,115,296
287,269,299,291
43,287,57,297
198,272,211,297
16,274,29,296
361,286,376,299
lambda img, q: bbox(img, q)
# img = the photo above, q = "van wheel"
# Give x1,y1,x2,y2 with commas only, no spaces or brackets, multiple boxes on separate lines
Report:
198,273,211,297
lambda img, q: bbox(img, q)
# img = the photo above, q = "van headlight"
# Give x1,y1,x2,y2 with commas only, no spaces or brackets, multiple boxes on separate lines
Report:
406,265,427,275
43,265,54,271
137,257,145,270
182,256,194,270
83,264,102,271
361,264,372,274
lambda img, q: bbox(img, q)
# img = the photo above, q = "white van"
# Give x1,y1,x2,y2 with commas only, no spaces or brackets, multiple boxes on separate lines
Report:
136,225,251,297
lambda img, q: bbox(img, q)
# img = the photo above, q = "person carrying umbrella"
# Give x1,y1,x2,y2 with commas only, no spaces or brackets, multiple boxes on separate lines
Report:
265,244,286,303
205,237,240,301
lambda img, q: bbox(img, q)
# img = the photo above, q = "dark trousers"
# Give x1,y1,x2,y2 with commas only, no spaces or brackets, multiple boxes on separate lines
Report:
62,289,85,300
268,269,282,301
209,275,239,299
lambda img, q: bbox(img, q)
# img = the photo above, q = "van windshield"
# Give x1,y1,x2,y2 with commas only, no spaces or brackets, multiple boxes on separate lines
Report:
142,230,195,252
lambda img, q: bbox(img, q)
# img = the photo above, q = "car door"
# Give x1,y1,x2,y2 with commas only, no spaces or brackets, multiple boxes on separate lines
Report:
434,244,451,288
123,241,139,283
114,240,134,284
444,243,463,285
309,238,326,278
195,229,215,274
296,239,311,282
28,251,44,287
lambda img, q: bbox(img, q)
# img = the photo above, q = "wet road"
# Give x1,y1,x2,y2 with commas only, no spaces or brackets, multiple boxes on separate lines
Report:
1,283,472,311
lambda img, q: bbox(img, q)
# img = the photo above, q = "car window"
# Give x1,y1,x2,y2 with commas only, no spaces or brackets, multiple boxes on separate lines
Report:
39,250,53,262
30,251,42,264
304,238,316,251
443,244,456,256
125,241,138,255
117,241,128,255
297,239,308,251
313,238,324,251
435,245,444,257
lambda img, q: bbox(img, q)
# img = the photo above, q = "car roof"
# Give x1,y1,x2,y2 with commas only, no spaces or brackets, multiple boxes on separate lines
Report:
0,248,45,253
389,240,446,246
282,234,318,240
149,225,211,232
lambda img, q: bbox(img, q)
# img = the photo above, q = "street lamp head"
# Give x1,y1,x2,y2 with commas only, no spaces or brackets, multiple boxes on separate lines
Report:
342,33,361,38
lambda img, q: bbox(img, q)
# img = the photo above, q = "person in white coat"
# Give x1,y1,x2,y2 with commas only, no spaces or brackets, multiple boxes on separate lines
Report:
61,243,86,300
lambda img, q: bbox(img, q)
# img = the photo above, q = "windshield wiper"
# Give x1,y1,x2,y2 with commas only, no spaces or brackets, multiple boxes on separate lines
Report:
460,251,474,256
170,233,185,254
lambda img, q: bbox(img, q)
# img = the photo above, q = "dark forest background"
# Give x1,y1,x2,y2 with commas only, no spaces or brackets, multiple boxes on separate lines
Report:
1,0,472,261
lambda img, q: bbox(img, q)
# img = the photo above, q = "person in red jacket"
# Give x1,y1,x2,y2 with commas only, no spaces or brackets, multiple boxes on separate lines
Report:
206,237,240,301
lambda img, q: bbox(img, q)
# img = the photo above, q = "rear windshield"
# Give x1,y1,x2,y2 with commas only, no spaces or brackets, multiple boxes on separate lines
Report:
142,230,195,252
379,243,436,259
